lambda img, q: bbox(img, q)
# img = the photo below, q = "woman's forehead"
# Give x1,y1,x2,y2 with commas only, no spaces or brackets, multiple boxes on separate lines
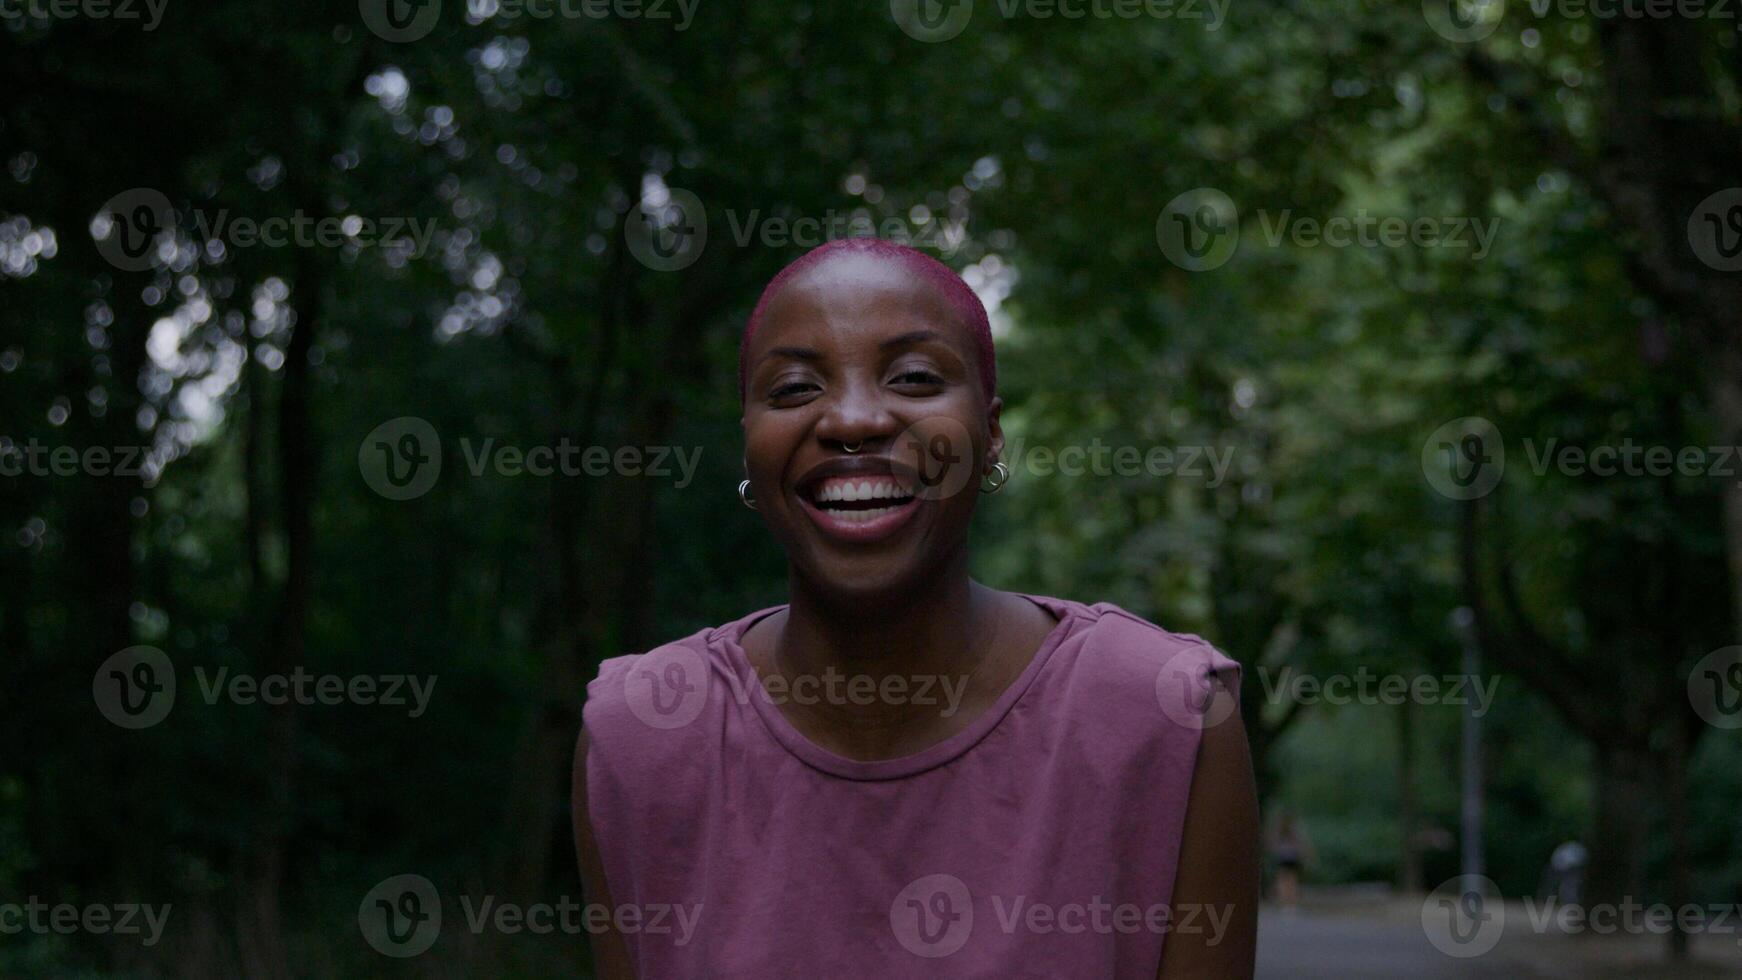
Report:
757,251,965,344
738,239,996,401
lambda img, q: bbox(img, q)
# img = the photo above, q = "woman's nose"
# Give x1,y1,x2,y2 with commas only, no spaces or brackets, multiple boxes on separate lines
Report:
814,382,897,452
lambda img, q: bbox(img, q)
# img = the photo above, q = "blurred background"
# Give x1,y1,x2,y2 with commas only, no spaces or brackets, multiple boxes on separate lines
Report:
4,0,1742,976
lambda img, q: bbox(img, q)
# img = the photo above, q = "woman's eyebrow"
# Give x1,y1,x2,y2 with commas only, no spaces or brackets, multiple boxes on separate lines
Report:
879,329,945,351
760,345,823,365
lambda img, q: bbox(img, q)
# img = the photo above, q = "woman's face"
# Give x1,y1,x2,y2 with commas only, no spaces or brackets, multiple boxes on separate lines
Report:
741,251,1003,601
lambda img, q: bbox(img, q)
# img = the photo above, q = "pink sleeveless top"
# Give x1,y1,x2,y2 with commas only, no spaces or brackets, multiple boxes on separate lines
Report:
581,594,1240,978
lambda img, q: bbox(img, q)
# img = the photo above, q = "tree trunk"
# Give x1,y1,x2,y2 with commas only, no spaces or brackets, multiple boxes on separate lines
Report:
1709,348,1742,636
1585,741,1652,909
1397,699,1422,895
1665,719,1692,961
239,260,321,980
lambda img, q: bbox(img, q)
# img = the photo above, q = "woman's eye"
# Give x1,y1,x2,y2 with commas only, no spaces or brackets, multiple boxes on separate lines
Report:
769,381,818,400
891,369,943,386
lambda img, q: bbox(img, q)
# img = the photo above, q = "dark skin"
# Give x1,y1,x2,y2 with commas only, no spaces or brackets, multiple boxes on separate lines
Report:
572,250,1258,978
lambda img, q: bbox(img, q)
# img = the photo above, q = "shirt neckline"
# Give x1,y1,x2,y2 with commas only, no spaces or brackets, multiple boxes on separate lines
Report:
713,593,1090,781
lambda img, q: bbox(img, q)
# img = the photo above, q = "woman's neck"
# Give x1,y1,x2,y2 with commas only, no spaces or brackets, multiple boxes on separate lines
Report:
783,563,982,671
747,557,1011,752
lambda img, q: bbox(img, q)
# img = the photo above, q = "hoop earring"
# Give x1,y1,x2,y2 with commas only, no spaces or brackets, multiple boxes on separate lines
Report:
980,460,1011,494
738,479,758,510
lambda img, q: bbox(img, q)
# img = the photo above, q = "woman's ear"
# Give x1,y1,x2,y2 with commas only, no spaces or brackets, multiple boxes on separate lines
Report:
985,396,1005,469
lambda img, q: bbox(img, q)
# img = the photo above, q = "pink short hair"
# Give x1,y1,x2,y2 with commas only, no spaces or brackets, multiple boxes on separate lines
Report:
739,238,996,403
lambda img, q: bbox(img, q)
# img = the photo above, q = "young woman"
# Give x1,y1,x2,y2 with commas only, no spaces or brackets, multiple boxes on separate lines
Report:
573,238,1259,978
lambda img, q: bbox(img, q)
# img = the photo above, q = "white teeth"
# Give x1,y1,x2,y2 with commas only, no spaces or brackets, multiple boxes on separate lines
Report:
811,477,917,505
829,505,895,523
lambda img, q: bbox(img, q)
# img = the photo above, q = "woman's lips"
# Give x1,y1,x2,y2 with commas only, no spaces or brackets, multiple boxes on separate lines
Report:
797,492,922,544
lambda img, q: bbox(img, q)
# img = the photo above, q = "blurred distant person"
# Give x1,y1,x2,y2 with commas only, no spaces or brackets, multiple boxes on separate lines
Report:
572,239,1260,978
1268,809,1314,912
1538,840,1588,906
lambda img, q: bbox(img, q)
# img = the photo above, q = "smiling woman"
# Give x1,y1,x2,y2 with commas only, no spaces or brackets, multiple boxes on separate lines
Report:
572,237,1259,979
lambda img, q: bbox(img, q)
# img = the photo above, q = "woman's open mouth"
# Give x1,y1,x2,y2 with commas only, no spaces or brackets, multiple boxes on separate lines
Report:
797,474,922,543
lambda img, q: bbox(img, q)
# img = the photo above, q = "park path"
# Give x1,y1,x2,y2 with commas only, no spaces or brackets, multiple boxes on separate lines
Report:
1257,901,1742,979
1257,906,1543,979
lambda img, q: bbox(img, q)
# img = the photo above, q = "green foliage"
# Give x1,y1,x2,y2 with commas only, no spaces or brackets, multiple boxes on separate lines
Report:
2,0,1738,973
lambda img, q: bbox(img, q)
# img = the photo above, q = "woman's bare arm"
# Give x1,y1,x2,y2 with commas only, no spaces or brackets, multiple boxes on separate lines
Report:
572,728,638,980
1157,674,1260,979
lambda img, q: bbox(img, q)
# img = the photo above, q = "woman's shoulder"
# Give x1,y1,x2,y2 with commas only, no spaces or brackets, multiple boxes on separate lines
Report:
1034,594,1236,668
582,607,780,748
1029,594,1242,731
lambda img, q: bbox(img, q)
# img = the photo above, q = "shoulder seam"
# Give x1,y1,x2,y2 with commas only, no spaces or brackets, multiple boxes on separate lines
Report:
1096,605,1214,645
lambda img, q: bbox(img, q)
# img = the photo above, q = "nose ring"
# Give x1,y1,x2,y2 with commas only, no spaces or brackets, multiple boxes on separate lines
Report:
842,441,862,454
